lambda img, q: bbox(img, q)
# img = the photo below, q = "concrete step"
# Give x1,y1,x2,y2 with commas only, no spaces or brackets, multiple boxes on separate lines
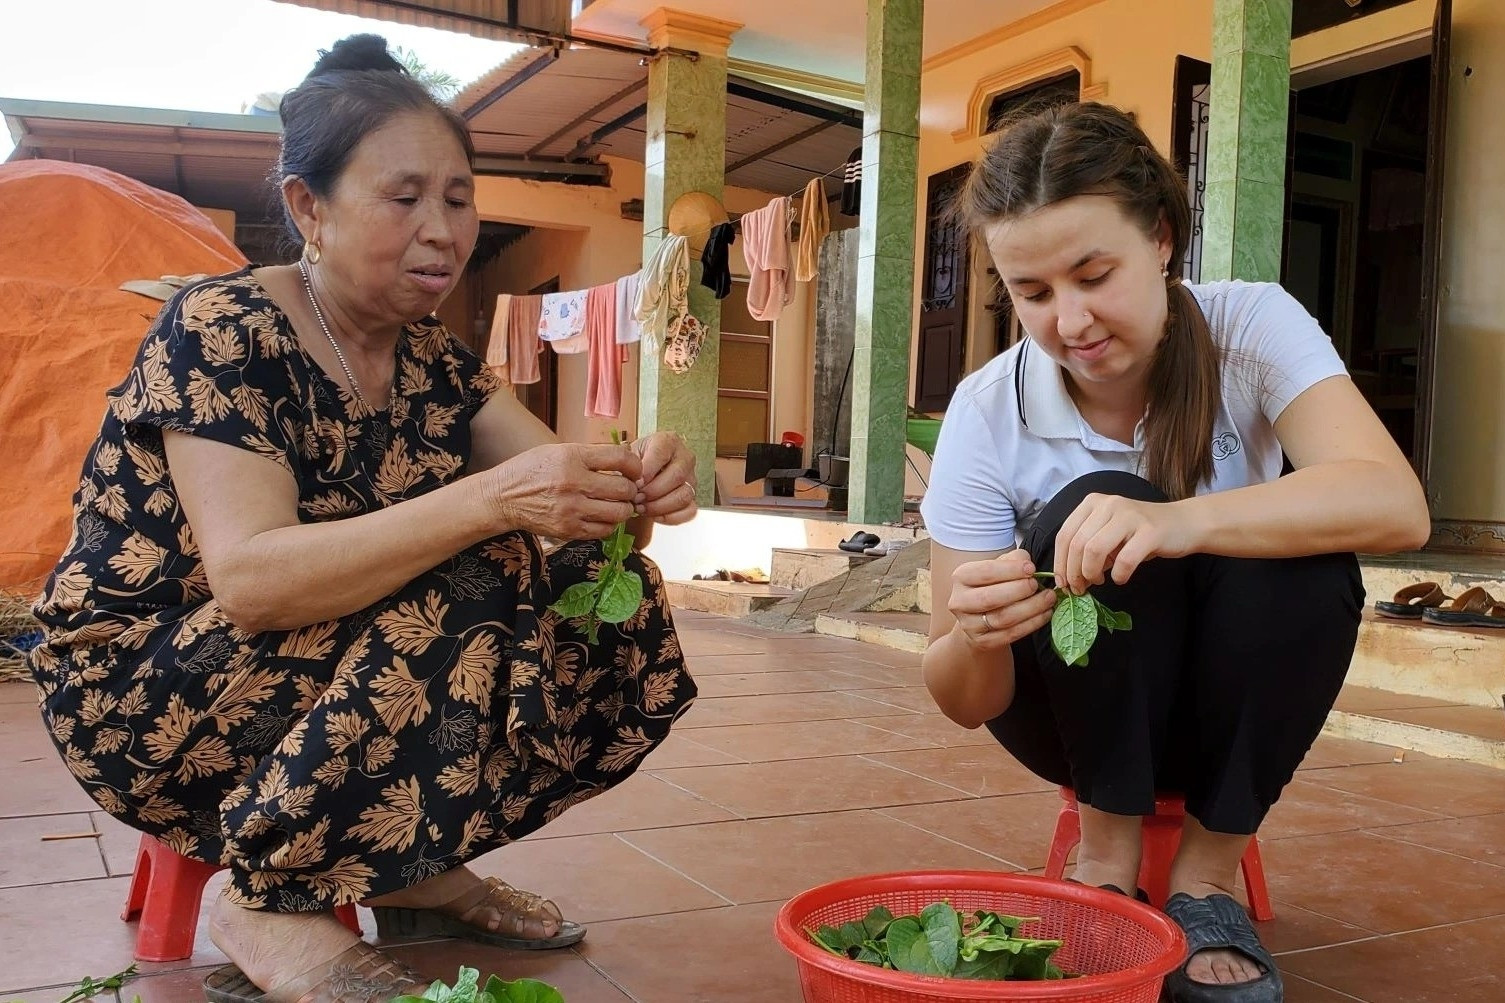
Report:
1350,612,1504,709
666,580,794,617
1361,553,1505,604
813,610,929,653
806,610,1505,769
1324,684,1505,770
769,547,879,590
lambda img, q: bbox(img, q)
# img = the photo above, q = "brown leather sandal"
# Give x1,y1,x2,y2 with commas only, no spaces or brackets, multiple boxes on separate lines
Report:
1420,586,1505,628
1374,581,1453,619
203,941,430,1003
369,875,586,950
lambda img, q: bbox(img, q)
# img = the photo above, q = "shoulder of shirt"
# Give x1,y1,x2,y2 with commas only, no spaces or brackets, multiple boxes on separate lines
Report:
1187,279,1309,347
1187,279,1302,318
950,340,1025,407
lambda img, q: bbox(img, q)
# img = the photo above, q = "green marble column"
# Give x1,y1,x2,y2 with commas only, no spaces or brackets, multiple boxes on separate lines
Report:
1201,0,1292,283
638,11,739,505
849,0,921,524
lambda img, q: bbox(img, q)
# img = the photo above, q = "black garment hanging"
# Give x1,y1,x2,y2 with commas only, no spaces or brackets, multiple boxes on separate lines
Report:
699,221,737,299
840,146,863,217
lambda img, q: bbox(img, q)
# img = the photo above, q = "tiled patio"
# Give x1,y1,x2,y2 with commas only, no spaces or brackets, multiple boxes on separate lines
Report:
3,610,1503,1003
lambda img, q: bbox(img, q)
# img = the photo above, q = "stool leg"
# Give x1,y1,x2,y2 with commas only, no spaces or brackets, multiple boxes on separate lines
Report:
120,836,153,922
131,838,224,963
1241,836,1276,922
1137,816,1182,910
1044,801,1080,881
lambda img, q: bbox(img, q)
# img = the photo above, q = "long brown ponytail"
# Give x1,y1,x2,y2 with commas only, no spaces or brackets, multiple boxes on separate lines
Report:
959,102,1219,500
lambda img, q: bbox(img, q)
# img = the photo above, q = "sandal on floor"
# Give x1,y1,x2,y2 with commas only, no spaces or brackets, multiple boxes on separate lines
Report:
1067,878,1151,904
203,941,429,1003
1374,581,1452,620
369,875,586,950
838,532,879,554
1162,893,1282,1003
1420,586,1505,629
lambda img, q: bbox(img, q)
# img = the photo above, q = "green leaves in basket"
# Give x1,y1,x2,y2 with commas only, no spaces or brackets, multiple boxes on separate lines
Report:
808,902,1068,981
393,966,564,1003
1033,572,1133,668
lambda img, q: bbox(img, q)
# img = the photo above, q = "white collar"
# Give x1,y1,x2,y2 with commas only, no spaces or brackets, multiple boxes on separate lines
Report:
1017,340,1143,452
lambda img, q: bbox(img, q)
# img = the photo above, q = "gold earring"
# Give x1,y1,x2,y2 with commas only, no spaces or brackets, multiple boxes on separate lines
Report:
305,241,322,265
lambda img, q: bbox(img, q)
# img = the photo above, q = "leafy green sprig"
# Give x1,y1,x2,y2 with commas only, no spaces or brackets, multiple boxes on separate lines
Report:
1032,572,1133,667
548,432,644,643
394,966,563,1003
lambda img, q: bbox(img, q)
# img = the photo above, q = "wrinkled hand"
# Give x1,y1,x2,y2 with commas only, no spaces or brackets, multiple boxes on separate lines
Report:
948,550,1057,652
630,431,698,525
1054,493,1196,595
486,442,642,540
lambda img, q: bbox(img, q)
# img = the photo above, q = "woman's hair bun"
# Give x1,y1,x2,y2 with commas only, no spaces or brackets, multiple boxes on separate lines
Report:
308,34,407,79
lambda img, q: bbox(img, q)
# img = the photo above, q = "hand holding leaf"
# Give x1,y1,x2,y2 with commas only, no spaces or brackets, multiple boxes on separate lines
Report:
548,432,645,643
1033,572,1132,667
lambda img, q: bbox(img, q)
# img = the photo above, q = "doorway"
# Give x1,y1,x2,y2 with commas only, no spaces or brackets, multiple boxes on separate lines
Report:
1283,56,1433,460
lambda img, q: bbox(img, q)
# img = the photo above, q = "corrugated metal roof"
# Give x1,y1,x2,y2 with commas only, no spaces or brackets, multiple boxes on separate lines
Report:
458,47,862,200
1,99,282,218
269,0,571,43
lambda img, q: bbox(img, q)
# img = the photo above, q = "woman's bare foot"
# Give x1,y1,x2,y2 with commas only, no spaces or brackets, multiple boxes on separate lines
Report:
208,890,364,993
365,865,563,939
1172,879,1265,985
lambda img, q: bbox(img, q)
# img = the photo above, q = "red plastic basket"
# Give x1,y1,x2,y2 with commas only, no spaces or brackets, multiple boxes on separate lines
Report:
775,871,1187,1003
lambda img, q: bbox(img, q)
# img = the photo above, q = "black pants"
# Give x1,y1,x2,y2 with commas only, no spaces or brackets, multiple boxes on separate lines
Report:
986,472,1363,835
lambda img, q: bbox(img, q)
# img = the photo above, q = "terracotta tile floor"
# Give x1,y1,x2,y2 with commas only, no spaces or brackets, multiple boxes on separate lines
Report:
3,609,1504,1003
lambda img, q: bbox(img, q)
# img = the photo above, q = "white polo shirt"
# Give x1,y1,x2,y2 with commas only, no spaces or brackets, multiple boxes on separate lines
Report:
920,280,1350,552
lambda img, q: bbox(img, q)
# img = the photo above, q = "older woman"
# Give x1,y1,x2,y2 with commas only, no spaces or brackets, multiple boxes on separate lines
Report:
28,34,698,1000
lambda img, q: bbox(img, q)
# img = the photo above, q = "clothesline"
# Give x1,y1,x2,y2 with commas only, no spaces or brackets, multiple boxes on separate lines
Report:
642,158,851,243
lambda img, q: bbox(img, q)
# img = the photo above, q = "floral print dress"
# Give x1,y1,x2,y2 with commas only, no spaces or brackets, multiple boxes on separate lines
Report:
29,270,696,912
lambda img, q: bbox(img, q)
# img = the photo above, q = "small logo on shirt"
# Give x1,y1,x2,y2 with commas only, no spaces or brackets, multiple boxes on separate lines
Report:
1212,432,1242,461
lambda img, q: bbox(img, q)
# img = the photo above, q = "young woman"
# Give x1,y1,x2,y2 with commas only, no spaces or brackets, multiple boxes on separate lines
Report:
920,102,1429,1003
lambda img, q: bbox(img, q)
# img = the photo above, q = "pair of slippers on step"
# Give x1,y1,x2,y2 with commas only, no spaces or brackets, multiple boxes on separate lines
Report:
1375,582,1505,628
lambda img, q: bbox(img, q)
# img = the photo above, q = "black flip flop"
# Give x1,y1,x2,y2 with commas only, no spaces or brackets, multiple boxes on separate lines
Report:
1163,892,1282,1003
838,532,879,554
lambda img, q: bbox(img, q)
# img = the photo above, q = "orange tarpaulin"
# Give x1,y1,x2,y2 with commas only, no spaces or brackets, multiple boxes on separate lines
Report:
0,160,247,587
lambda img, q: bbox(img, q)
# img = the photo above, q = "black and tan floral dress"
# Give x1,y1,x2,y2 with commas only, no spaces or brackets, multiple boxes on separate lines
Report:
29,269,696,912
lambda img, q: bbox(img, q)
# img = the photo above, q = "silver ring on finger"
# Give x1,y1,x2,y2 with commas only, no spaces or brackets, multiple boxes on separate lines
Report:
981,611,994,633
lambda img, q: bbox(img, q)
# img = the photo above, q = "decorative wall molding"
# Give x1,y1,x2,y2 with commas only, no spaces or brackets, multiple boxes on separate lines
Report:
1428,519,1505,556
950,46,1106,143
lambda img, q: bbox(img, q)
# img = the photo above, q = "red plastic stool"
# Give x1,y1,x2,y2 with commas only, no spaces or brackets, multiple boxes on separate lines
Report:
121,833,362,962
1044,787,1274,922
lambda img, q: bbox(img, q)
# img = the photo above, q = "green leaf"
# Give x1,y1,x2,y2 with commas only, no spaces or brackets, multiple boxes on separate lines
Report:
420,979,452,1002
883,918,938,976
953,950,1016,980
919,902,962,975
448,968,480,1003
969,910,1033,937
1051,591,1099,667
861,904,896,940
605,525,634,564
810,925,848,956
596,568,644,624
491,979,565,1003
1009,940,1067,981
551,580,601,619
1093,597,1133,633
